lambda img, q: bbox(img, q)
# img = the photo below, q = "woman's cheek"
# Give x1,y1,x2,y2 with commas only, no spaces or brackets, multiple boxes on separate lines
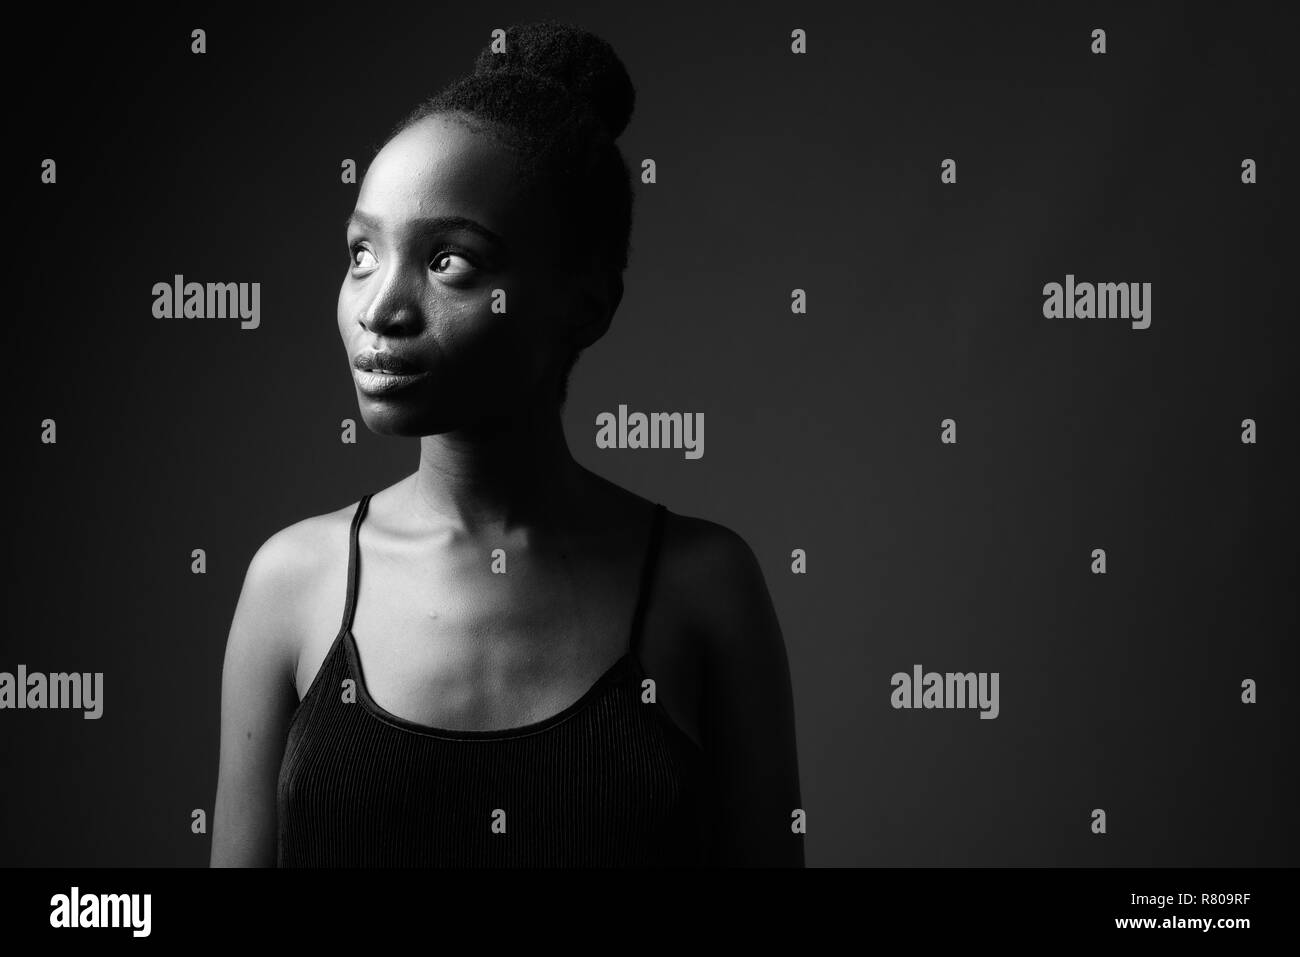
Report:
337,281,361,337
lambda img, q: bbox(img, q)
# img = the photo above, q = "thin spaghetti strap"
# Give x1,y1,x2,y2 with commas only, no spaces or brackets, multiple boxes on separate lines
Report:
627,502,667,657
339,494,372,635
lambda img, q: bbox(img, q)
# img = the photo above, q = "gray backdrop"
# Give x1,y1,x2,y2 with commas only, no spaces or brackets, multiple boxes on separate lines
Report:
5,0,1295,866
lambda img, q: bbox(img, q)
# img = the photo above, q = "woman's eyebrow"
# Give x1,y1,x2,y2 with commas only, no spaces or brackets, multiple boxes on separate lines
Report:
345,211,504,247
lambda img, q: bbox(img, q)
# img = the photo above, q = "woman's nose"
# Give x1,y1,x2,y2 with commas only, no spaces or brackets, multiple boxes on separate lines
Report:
359,267,422,333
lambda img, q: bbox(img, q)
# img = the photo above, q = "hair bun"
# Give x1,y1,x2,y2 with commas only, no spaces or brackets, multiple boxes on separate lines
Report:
471,20,635,138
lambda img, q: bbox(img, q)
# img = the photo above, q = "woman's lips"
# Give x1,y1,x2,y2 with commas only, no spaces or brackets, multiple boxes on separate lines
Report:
352,367,433,396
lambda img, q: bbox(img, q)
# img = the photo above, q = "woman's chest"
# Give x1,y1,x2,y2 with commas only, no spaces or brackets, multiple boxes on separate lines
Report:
294,545,704,747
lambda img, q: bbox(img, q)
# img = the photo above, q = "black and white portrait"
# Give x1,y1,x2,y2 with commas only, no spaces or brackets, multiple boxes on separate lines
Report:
4,0,1293,934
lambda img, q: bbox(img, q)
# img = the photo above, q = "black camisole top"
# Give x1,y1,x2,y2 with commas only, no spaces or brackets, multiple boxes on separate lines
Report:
276,493,708,867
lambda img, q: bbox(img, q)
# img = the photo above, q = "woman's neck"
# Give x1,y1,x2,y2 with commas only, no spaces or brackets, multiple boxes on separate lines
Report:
408,407,588,536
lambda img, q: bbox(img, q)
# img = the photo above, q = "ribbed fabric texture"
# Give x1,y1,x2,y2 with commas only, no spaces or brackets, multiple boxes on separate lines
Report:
277,493,707,867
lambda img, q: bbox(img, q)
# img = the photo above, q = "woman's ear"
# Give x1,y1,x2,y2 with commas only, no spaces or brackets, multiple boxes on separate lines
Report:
569,269,622,350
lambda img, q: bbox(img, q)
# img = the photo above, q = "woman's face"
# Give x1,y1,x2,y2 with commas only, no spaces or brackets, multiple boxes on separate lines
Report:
339,113,597,436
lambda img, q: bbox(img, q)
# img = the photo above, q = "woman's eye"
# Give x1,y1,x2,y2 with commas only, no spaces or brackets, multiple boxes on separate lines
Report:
431,250,475,278
351,245,377,269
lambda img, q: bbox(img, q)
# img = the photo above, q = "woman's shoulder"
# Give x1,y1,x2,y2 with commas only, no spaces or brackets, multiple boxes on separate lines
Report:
658,507,792,728
249,497,360,580
660,506,756,565
590,470,757,573
585,467,761,587
656,505,777,646
585,472,771,635
225,497,363,697
239,496,364,634
243,496,369,672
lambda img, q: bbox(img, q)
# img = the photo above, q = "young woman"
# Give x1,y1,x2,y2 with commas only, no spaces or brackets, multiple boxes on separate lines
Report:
210,20,803,867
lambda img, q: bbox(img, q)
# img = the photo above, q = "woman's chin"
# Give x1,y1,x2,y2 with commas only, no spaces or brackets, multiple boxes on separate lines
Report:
358,403,455,438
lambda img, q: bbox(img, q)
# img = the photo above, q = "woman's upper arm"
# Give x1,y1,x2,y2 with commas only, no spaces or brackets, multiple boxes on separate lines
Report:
692,524,805,867
210,530,308,867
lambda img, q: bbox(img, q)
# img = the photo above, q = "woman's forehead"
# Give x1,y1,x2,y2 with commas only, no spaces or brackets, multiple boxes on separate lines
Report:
355,114,560,254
